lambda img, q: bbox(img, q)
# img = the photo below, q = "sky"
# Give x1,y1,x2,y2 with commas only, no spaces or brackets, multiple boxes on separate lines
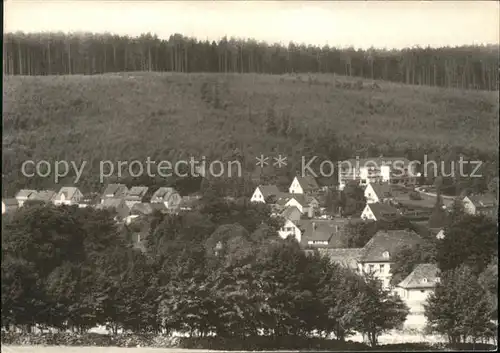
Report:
4,1,500,50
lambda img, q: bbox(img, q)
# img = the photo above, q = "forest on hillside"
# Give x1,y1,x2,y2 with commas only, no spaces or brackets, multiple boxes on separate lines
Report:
3,32,499,91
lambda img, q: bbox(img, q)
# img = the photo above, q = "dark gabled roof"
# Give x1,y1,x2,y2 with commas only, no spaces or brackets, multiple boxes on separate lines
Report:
103,183,128,197
367,202,401,221
295,176,319,192
276,193,293,206
287,194,319,208
33,190,56,202
361,229,422,262
258,185,281,199
126,186,148,199
398,263,440,289
56,187,80,200
369,183,394,199
280,206,301,220
318,248,363,270
298,219,348,243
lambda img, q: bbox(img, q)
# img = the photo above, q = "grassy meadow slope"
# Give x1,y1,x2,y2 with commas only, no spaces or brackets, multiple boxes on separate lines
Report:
2,72,499,194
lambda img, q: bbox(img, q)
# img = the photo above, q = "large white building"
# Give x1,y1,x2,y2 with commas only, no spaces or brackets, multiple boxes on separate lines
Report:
338,157,417,190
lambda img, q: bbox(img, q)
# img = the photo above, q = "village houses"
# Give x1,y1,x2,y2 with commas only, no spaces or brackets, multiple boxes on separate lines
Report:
289,176,320,195
297,219,348,248
278,219,302,243
278,218,349,249
395,263,441,326
314,248,363,272
361,202,401,222
150,187,181,210
124,186,149,208
130,202,167,217
250,185,282,203
34,190,57,204
15,189,38,207
314,229,424,290
101,183,129,203
52,187,84,206
357,229,422,289
364,183,395,204
277,194,319,217
395,263,440,305
279,206,301,222
462,194,497,217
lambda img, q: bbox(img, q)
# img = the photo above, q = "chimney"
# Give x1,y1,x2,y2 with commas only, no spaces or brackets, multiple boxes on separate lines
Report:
312,222,316,231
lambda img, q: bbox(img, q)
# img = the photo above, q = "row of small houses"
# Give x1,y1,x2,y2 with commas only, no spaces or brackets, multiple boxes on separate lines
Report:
251,175,496,327
252,176,497,248
1,185,201,221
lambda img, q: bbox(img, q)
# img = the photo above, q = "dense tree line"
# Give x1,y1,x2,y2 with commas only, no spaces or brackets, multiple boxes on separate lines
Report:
2,197,410,347
2,189,497,345
340,197,498,344
4,32,499,91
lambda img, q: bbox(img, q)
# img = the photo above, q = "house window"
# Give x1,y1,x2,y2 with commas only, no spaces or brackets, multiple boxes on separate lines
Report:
369,264,375,272
382,251,390,259
420,290,425,293
422,278,428,283
435,277,441,283
380,264,386,272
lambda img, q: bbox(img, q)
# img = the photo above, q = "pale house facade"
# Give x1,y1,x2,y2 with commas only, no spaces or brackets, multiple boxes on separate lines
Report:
250,185,281,203
289,176,319,195
278,219,302,243
53,187,84,206
364,183,394,204
462,195,497,217
15,189,38,207
358,230,422,289
361,202,401,222
395,263,440,315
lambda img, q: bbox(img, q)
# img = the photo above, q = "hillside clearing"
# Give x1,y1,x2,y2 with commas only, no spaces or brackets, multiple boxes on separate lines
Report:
2,72,498,194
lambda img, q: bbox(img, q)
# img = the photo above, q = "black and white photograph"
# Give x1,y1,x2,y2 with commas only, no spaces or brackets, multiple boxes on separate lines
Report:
2,1,499,352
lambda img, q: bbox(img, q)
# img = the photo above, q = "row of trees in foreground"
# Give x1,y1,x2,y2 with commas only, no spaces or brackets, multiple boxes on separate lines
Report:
4,32,499,91
1,195,498,346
